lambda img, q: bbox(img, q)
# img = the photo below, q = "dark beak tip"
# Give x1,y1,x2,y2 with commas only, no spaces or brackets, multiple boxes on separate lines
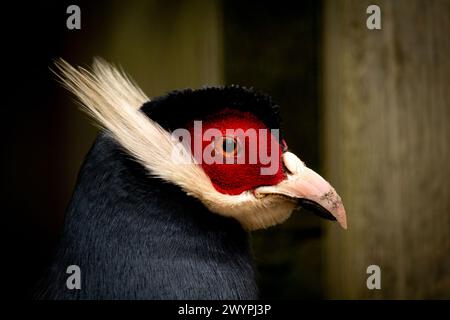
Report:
298,199,337,222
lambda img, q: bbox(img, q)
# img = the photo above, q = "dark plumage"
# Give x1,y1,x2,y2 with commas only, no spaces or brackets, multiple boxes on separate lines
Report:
39,133,257,299
141,85,284,140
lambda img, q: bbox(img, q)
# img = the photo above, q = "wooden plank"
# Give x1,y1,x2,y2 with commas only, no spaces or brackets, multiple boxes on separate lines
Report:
322,0,450,299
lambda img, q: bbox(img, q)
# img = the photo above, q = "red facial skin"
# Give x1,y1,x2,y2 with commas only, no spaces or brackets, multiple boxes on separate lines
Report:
187,109,286,195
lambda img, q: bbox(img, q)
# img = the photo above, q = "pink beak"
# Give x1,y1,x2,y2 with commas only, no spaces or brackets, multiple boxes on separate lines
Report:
255,152,347,229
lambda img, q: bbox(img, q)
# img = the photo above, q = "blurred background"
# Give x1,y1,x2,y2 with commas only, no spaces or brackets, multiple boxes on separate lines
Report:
2,0,449,299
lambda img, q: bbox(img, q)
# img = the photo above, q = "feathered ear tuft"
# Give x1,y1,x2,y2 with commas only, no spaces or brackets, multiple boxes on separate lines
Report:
52,58,203,185
52,58,148,117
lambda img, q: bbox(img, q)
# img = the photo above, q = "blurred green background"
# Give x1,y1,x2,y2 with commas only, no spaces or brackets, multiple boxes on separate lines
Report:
3,0,449,299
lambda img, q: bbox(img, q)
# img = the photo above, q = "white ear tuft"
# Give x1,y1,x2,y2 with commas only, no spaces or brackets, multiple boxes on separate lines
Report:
53,58,205,188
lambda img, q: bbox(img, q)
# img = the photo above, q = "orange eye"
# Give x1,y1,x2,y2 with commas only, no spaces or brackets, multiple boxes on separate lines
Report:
215,136,240,157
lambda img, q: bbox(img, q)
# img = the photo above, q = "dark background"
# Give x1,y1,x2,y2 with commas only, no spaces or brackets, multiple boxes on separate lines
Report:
3,0,449,299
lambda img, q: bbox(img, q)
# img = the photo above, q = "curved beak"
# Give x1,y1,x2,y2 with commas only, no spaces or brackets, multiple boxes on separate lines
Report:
255,152,347,229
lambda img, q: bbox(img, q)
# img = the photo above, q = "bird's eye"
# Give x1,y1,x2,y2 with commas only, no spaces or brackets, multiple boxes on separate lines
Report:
215,136,240,157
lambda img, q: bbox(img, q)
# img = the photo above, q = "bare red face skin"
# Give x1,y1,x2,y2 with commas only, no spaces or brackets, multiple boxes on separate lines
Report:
187,109,286,195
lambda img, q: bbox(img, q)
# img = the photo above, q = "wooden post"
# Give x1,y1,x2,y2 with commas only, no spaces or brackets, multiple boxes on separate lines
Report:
322,0,450,298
